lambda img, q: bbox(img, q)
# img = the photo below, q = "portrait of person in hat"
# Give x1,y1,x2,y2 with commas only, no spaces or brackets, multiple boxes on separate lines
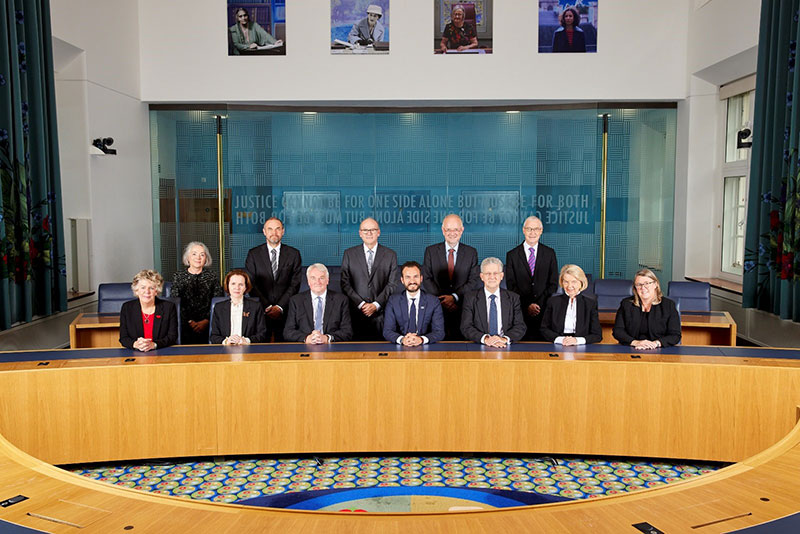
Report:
348,4,386,45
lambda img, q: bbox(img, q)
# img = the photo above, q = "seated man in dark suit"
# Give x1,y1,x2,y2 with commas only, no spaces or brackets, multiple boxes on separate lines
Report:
284,264,353,343
461,257,526,347
505,216,558,340
340,218,398,340
422,214,480,340
383,261,445,346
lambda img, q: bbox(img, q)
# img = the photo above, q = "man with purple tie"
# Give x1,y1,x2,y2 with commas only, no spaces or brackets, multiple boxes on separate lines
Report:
505,216,558,340
383,261,445,346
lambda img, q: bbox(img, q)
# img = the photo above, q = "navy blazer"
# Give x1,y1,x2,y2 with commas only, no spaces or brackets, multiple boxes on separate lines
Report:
209,297,268,344
505,242,559,311
283,290,353,342
119,297,178,350
540,293,602,344
460,289,527,343
421,242,480,302
383,291,445,344
244,243,302,311
612,296,682,347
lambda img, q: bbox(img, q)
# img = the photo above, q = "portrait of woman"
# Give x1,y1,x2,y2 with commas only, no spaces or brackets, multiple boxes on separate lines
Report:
439,5,478,52
551,6,586,53
540,264,602,345
612,268,682,349
210,269,268,345
119,270,178,352
229,7,282,55
171,242,223,345
348,4,385,45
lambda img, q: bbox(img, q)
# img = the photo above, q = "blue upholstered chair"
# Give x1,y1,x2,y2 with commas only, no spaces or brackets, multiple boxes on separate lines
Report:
593,279,633,311
667,281,711,312
208,296,230,343
97,283,135,313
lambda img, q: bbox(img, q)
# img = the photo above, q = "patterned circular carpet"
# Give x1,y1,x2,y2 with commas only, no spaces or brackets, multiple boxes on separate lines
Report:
66,455,723,512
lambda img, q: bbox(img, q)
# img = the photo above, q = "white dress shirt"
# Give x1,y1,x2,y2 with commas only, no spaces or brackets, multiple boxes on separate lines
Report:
481,288,511,345
523,242,539,269
267,243,283,312
311,290,334,342
554,296,587,345
358,243,381,311
224,299,250,345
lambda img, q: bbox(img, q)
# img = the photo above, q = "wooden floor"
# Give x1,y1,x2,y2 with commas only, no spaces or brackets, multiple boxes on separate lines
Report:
0,346,799,532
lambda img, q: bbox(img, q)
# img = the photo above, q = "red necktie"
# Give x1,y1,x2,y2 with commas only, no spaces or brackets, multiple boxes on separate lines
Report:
447,248,455,280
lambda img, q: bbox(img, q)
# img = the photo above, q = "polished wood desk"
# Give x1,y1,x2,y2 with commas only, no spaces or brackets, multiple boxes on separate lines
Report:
69,313,122,348
599,310,737,346
0,344,797,532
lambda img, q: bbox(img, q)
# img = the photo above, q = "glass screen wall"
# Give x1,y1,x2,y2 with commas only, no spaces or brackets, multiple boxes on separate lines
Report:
150,106,676,284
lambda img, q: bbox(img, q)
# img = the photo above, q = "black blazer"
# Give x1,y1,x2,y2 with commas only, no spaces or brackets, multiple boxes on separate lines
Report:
244,243,302,311
209,297,268,344
612,296,682,347
283,290,353,342
505,242,559,310
340,244,398,310
540,293,602,344
421,242,480,302
119,297,178,350
460,288,527,343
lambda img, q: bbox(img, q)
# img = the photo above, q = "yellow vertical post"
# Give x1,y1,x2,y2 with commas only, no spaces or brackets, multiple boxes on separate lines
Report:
600,113,609,279
215,115,226,283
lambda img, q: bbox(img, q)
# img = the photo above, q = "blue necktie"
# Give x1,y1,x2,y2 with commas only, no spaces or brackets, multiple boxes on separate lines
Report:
489,294,498,336
314,296,323,332
408,298,417,334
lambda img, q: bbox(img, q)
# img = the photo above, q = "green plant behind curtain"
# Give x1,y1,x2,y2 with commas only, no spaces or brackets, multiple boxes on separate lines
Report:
0,0,66,330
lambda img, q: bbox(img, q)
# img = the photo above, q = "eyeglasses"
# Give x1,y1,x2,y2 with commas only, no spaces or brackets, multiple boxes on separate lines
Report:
523,227,543,233
634,281,656,289
360,228,379,233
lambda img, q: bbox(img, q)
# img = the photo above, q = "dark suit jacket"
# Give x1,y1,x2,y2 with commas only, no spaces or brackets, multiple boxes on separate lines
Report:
612,296,682,347
422,242,480,302
209,297,268,344
540,293,602,344
244,243,302,311
460,289,527,343
505,242,559,310
383,291,445,344
340,244,398,310
283,290,353,342
119,297,178,349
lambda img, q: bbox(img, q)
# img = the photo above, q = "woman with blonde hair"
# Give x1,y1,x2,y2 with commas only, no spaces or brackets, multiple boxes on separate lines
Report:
540,264,601,345
119,270,178,351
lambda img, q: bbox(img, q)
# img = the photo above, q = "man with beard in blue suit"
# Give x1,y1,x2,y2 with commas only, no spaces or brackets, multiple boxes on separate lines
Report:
383,261,445,346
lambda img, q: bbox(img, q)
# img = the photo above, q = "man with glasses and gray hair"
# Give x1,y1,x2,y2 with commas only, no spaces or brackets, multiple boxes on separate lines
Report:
341,217,398,340
505,216,558,340
284,264,352,343
461,257,526,347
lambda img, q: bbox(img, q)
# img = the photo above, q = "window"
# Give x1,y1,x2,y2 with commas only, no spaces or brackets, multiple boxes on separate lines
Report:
721,175,746,275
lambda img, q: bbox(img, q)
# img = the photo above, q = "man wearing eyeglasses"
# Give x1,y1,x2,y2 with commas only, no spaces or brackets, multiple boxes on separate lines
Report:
505,216,559,340
340,217,399,340
461,257,526,347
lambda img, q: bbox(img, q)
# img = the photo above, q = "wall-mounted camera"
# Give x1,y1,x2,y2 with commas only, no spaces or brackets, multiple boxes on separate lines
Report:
91,137,117,155
736,127,752,149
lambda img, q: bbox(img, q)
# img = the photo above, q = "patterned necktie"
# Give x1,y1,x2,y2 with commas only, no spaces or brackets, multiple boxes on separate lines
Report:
271,248,278,277
489,294,498,336
528,247,536,276
447,248,455,280
367,249,374,275
408,298,417,334
314,296,323,332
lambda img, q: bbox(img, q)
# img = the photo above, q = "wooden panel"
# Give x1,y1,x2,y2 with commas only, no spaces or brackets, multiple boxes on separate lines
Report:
1,357,799,464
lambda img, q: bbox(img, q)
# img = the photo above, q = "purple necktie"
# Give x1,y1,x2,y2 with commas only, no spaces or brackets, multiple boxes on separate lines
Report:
528,247,536,276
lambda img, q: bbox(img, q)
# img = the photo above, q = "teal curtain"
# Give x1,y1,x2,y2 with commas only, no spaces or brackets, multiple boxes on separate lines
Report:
0,0,66,330
744,1,800,321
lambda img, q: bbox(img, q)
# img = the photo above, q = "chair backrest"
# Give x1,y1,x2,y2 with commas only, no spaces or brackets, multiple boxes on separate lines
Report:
667,281,711,312
164,296,182,344
299,266,342,294
274,22,286,42
593,279,633,311
97,283,134,314
208,296,230,343
455,3,477,30
163,282,173,298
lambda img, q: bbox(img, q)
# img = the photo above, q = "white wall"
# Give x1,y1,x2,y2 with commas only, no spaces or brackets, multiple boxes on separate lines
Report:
51,0,152,289
139,0,690,103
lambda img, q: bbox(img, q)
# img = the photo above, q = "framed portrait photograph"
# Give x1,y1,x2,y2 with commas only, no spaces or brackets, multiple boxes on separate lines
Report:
331,1,390,55
538,1,598,53
227,1,286,56
434,0,493,54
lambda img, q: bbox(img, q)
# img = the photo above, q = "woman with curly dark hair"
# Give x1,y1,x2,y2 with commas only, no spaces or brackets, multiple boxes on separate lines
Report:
552,6,586,53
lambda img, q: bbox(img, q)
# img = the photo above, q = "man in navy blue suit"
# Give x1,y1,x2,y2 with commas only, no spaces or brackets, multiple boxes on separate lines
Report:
383,261,445,346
